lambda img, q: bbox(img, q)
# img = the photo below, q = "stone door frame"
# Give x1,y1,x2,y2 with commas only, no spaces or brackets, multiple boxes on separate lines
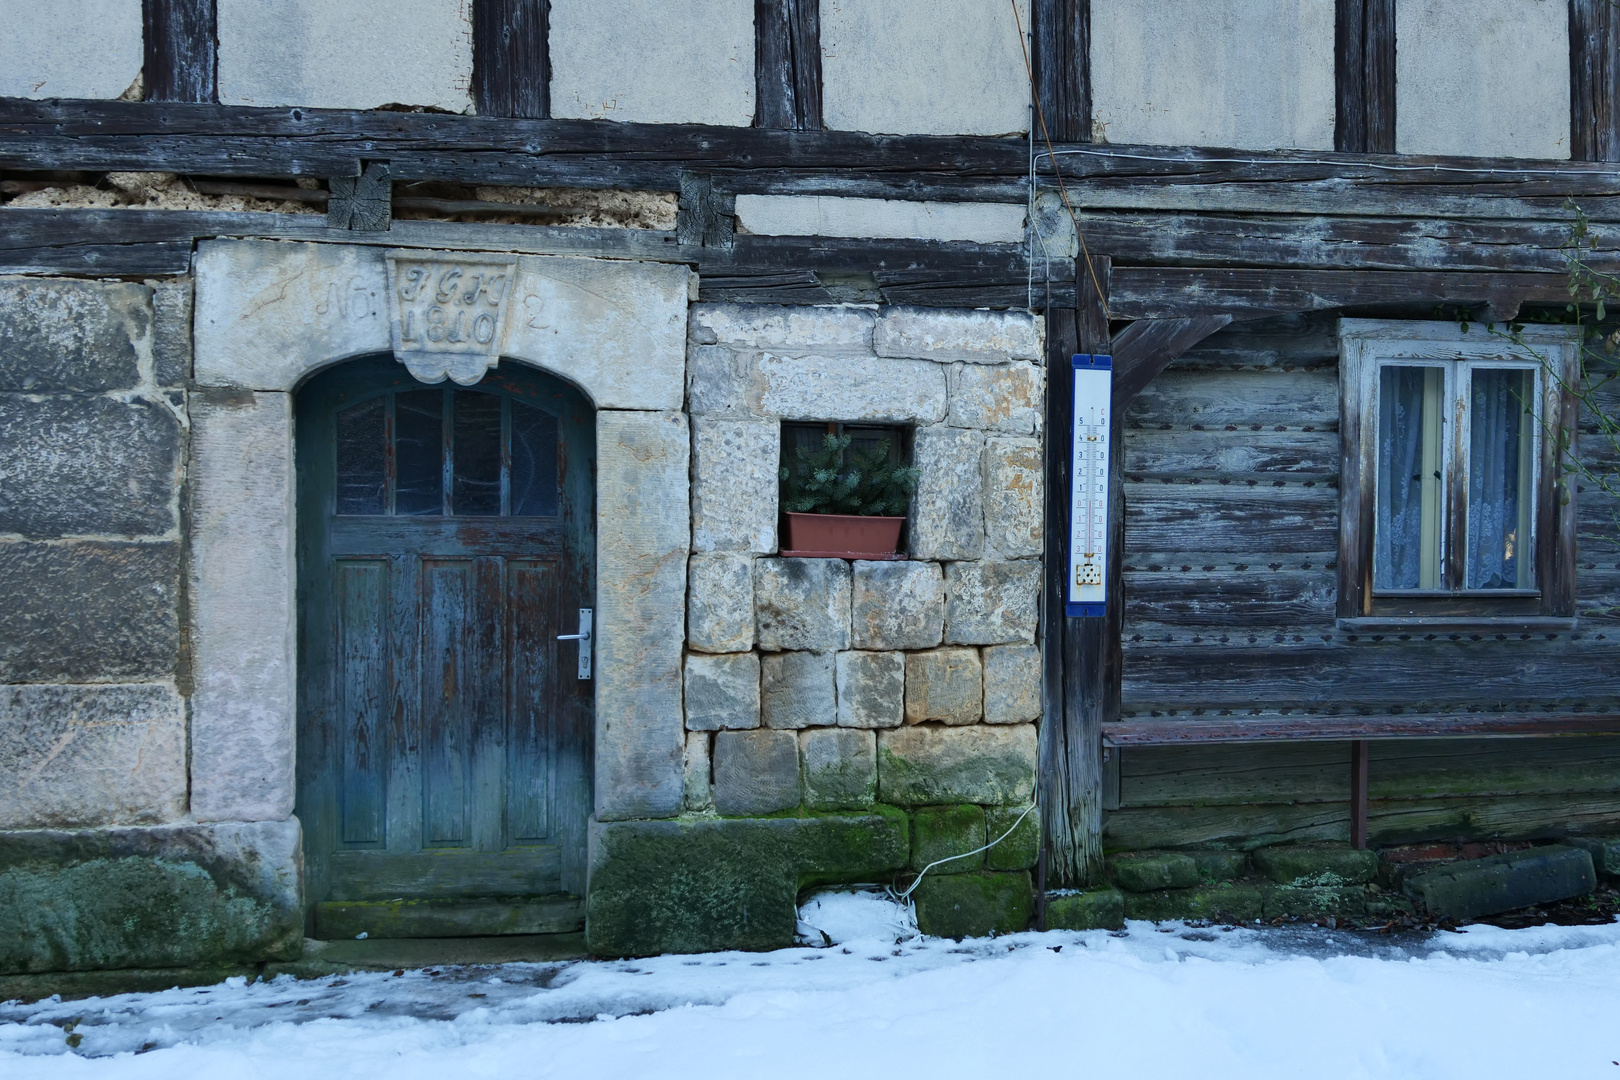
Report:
187,239,694,852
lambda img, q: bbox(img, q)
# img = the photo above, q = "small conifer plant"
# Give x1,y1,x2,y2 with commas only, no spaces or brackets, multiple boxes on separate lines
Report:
780,433,920,516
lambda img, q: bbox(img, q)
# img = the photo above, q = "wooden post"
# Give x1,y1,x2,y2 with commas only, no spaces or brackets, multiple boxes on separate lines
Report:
1572,0,1620,162
142,0,216,103
1040,256,1110,888
1350,739,1371,849
1032,0,1090,142
474,0,550,118
755,0,823,130
1334,0,1395,153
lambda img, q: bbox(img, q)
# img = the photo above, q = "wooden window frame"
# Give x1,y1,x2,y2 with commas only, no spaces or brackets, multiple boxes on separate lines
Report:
1337,319,1582,630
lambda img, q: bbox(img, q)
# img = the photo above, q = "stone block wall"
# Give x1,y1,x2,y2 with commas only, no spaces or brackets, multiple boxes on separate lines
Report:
680,302,1045,842
0,278,190,831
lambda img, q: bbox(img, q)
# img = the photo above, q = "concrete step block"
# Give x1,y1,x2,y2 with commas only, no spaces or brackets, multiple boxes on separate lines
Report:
1404,845,1597,921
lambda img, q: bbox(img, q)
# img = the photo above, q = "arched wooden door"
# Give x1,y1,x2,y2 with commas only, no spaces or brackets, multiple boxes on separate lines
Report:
295,356,594,939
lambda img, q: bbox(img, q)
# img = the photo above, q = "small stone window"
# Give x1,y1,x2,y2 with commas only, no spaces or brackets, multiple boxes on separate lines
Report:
781,421,911,474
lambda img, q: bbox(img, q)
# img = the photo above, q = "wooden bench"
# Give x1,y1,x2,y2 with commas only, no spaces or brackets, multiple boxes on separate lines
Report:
1101,714,1620,849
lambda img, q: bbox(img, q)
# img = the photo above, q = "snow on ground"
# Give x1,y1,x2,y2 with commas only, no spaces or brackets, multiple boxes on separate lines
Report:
4,896,1620,1080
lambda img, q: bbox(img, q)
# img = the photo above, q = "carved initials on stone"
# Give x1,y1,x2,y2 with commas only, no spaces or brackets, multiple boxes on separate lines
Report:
385,250,519,385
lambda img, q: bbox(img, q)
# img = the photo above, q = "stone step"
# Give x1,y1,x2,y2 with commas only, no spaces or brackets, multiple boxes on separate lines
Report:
1404,845,1597,921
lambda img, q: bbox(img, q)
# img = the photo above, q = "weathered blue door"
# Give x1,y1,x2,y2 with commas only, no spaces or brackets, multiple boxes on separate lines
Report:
296,357,594,938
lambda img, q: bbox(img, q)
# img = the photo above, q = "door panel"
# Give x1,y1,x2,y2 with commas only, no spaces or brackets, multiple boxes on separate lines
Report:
296,356,594,937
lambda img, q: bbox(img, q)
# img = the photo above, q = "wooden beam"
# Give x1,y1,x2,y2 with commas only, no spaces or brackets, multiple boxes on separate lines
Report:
755,0,822,130
1032,0,1089,142
1103,713,1620,746
1109,316,1235,406
474,0,550,119
1108,267,1569,320
1040,305,1078,900
327,163,392,230
142,0,216,103
1572,0,1620,162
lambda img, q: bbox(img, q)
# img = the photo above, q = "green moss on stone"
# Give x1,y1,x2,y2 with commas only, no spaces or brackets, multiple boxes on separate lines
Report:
984,805,1039,871
912,871,1033,938
1108,851,1199,892
586,810,909,956
1190,850,1247,883
911,805,986,874
1043,888,1124,931
1123,883,1266,923
1252,844,1377,887
1263,885,1371,920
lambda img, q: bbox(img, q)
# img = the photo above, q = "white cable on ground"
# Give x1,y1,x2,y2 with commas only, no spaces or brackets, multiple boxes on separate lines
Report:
892,801,1039,903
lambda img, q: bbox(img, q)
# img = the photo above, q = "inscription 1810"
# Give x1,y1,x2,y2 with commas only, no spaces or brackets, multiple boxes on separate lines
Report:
385,251,520,385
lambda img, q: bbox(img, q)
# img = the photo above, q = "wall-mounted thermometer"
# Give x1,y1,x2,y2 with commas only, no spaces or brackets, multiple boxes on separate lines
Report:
1068,355,1112,618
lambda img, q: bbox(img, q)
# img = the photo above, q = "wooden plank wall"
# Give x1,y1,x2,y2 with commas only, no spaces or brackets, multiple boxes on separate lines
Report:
1107,315,1620,851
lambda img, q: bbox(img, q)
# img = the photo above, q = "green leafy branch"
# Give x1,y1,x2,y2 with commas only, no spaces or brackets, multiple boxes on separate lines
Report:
780,433,920,516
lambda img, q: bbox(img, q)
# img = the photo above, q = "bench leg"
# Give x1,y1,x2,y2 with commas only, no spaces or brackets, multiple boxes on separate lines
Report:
1350,740,1370,850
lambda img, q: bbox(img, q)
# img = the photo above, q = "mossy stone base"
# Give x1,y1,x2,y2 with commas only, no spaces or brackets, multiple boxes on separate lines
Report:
1124,883,1266,923
0,821,303,975
912,870,1033,938
1570,836,1620,877
1263,886,1371,920
984,805,1039,871
911,805,986,874
1108,851,1199,892
586,810,908,956
1253,843,1378,887
1190,850,1247,882
1043,888,1124,931
0,964,262,1005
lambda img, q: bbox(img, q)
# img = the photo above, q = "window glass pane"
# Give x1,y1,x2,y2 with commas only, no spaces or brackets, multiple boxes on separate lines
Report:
395,389,444,516
1375,366,1444,590
334,398,386,514
452,390,503,517
510,401,560,516
1467,368,1536,589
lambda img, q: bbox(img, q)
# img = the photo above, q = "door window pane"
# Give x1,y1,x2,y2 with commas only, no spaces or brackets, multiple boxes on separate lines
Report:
452,391,503,516
1375,366,1444,590
335,398,386,514
510,401,560,516
395,389,445,515
1467,368,1536,589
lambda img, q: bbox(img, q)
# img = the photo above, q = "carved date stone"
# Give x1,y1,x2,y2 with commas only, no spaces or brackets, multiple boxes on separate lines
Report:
386,250,519,385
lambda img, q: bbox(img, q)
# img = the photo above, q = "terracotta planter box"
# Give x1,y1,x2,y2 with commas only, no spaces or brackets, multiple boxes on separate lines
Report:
781,512,905,560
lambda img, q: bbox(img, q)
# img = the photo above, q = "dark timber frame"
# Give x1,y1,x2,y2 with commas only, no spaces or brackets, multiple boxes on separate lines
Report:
1334,0,1395,154
474,0,551,119
755,0,822,130
142,0,217,103
1572,0,1620,162
1032,0,1090,142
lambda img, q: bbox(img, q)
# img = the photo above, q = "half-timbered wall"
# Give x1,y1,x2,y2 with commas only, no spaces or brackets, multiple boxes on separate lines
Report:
1108,314,1620,851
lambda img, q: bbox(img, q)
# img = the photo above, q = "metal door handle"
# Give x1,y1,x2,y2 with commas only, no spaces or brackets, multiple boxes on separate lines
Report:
556,608,592,680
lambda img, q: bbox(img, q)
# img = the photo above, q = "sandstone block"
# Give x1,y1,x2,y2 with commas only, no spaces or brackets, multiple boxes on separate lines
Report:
592,411,690,820
683,732,713,812
1253,843,1378,887
912,804,986,874
800,728,877,810
836,651,905,730
945,561,1041,645
686,553,755,653
0,278,149,392
188,390,296,824
0,683,186,830
1570,836,1620,877
982,643,1041,725
878,723,1037,806
0,541,179,683
1127,883,1268,924
690,304,874,353
874,307,1041,363
0,819,303,974
851,560,944,650
151,280,194,388
1109,851,1200,892
904,647,983,726
1192,851,1250,882
756,558,852,652
910,426,984,560
984,437,1043,558
912,871,1033,937
985,804,1040,871
685,345,752,417
691,419,779,553
0,397,182,538
712,730,801,815
1044,888,1125,931
683,653,761,732
1405,846,1596,921
948,363,1041,433
761,651,838,730
754,353,948,423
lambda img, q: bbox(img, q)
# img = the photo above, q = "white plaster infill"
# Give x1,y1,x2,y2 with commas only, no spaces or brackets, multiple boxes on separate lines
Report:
734,196,1027,245
190,239,693,826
